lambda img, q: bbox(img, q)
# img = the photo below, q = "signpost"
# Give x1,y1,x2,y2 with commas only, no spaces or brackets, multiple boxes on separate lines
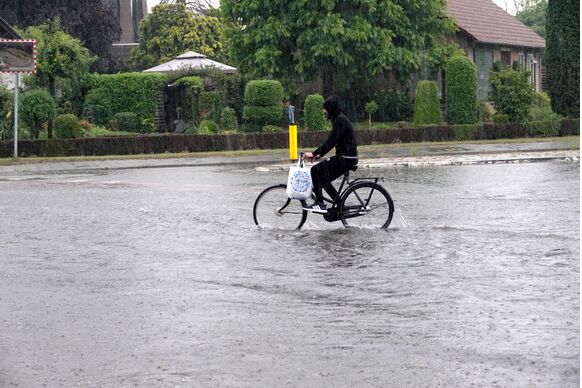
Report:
288,105,297,162
0,39,37,158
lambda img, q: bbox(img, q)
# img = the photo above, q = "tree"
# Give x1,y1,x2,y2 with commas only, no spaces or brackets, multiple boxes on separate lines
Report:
515,0,547,38
489,66,534,122
222,0,459,97
546,0,579,117
130,4,224,70
446,55,478,124
0,0,120,72
158,0,216,15
22,19,95,138
19,89,56,139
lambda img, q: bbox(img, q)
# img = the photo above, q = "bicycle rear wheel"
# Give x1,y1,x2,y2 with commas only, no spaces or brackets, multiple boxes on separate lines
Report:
339,182,394,229
253,184,308,230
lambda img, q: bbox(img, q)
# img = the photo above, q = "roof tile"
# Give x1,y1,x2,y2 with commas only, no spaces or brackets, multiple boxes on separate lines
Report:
447,0,546,48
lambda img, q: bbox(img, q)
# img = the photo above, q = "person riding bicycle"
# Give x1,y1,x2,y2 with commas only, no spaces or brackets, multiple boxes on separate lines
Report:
303,96,358,214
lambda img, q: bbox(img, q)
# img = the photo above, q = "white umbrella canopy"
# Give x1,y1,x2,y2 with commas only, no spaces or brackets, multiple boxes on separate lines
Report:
143,51,237,74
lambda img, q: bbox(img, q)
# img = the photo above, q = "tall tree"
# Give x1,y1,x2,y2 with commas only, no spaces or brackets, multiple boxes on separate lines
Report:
546,0,579,117
130,4,224,70
158,0,216,16
515,0,547,38
221,0,458,96
0,0,120,72
22,19,95,138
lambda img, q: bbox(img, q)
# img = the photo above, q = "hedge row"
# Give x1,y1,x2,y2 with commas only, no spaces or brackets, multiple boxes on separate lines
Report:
1,119,578,158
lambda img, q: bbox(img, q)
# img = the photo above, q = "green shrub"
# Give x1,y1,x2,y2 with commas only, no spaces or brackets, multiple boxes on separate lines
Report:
243,80,284,131
19,89,56,139
110,112,140,133
492,114,509,123
0,86,13,141
199,119,219,134
54,114,83,139
375,90,412,122
446,56,478,124
526,120,562,137
174,76,204,123
365,100,378,128
529,92,562,122
304,94,326,131
243,105,283,125
220,107,238,131
199,91,224,120
479,102,495,122
262,125,286,132
84,72,167,125
413,81,442,125
244,80,285,106
184,122,198,134
451,124,480,141
83,89,112,126
489,67,534,122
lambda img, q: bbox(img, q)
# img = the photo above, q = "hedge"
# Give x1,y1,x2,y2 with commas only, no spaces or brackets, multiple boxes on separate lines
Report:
243,80,284,106
413,81,442,125
2,119,577,158
446,56,478,125
304,94,326,131
54,114,83,139
84,72,167,125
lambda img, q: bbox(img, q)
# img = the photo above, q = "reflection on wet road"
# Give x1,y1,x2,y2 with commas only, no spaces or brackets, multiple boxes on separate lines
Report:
0,161,579,387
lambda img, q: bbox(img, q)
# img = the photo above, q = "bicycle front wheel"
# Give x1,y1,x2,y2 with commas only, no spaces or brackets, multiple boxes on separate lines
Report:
339,182,394,229
253,184,308,230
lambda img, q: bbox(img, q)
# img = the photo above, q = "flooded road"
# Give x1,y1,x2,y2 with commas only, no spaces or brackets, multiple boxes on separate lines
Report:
0,160,579,387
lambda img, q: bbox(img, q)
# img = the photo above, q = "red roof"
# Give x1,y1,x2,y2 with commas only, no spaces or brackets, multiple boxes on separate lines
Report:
447,0,546,48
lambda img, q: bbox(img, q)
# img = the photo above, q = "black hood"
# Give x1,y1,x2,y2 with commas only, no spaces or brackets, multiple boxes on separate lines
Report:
323,96,342,120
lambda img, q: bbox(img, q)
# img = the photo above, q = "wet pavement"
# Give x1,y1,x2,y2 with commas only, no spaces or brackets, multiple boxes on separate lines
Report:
0,140,579,387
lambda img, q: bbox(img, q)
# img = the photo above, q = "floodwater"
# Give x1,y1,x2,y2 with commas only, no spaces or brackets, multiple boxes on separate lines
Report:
0,160,579,387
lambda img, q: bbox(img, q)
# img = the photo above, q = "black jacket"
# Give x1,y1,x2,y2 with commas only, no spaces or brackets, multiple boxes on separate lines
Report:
314,97,358,158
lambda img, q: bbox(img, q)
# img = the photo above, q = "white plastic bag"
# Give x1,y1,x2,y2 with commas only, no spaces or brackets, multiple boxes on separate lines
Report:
286,158,312,200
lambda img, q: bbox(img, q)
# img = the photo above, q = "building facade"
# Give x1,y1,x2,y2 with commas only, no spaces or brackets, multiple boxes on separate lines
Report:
447,0,546,100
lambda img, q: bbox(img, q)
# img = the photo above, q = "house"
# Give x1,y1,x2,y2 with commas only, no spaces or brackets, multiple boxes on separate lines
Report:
447,0,546,100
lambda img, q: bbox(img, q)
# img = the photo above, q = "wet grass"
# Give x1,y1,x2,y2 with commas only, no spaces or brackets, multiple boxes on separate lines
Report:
0,136,578,166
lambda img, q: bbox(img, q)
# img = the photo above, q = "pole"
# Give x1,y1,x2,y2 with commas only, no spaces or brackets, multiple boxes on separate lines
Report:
288,105,297,162
13,73,19,159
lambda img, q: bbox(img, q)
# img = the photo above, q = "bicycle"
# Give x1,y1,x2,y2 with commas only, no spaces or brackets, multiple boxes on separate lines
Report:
253,154,394,230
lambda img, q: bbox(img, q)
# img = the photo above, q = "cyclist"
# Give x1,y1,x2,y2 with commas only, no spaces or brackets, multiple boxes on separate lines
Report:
303,96,358,214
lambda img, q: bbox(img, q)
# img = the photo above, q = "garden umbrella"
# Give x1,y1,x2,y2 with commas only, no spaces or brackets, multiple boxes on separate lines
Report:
143,51,237,74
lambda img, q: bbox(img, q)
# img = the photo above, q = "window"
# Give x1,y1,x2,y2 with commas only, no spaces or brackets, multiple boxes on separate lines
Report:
518,53,525,68
501,50,511,66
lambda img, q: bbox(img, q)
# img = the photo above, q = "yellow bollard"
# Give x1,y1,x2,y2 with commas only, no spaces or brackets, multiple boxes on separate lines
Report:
289,124,298,162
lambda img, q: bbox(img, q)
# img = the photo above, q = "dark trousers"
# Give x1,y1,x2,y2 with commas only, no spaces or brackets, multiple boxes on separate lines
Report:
311,156,357,203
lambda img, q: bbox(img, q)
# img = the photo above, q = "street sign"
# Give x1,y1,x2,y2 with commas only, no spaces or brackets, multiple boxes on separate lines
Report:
0,39,36,74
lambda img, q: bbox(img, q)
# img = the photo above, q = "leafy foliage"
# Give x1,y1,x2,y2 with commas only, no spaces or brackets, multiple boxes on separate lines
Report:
0,87,14,141
446,55,478,124
22,18,95,136
374,90,412,122
303,94,326,131
84,72,168,126
413,81,442,125
546,0,579,117
220,107,238,131
130,4,225,70
19,89,56,139
54,113,83,139
488,67,534,123
528,92,562,121
110,112,140,133
515,0,547,39
222,0,459,96
0,0,119,72
243,80,285,131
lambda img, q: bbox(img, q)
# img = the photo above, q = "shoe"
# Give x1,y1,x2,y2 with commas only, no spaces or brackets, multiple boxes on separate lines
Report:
303,202,327,214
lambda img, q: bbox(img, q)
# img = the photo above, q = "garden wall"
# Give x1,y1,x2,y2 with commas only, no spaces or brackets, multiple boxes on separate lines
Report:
0,119,578,158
